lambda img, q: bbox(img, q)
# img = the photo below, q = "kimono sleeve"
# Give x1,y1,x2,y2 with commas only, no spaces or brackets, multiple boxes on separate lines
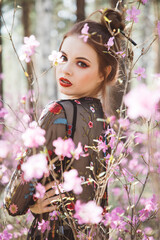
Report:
3,101,67,216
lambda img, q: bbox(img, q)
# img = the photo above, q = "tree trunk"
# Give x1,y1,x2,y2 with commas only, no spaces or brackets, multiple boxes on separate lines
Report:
22,0,35,118
35,0,57,108
22,0,32,77
76,0,85,22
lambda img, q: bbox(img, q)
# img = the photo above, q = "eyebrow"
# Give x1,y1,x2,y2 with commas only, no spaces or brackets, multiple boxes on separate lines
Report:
61,51,91,63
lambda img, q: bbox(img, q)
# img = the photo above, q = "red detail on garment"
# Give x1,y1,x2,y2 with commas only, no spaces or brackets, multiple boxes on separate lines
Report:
49,102,63,114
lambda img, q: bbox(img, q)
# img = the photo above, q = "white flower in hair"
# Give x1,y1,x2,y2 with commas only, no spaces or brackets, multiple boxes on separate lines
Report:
48,50,63,66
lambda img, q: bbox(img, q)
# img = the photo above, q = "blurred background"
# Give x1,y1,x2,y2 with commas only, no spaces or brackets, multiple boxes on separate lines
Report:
0,0,160,116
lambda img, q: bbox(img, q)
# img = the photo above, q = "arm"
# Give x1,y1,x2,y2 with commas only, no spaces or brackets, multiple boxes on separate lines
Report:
3,101,67,216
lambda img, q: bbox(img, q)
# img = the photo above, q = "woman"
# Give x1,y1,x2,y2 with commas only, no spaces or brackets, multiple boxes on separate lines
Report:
4,8,125,240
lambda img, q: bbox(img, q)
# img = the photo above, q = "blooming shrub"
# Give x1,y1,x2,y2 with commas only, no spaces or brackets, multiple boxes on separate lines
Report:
1,1,160,240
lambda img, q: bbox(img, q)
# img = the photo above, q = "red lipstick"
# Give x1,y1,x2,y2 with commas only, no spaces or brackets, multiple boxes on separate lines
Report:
59,78,72,87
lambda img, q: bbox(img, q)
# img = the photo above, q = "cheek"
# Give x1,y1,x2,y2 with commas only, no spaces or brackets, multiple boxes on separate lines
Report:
55,66,60,79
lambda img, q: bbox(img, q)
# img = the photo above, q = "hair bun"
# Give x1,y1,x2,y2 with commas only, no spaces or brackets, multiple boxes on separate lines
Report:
101,8,125,32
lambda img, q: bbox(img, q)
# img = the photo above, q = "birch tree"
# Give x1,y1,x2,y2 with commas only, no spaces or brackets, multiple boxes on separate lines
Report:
35,0,57,108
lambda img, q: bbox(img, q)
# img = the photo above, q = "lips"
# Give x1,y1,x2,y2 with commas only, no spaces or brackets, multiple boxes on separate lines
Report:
59,77,72,87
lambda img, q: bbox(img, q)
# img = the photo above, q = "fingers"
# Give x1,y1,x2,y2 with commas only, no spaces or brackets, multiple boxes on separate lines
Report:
43,205,57,213
45,180,59,191
44,189,56,200
30,202,57,214
43,194,66,207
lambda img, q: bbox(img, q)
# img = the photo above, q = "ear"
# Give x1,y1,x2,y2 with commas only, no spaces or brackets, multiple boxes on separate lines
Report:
105,65,112,78
98,65,112,82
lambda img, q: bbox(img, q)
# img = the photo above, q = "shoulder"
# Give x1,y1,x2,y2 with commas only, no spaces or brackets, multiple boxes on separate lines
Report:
38,100,67,128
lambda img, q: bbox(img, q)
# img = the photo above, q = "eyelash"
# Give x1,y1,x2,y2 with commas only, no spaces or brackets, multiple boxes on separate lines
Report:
60,55,89,68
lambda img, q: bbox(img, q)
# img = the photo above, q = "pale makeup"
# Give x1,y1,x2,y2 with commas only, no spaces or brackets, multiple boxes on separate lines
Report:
55,35,104,99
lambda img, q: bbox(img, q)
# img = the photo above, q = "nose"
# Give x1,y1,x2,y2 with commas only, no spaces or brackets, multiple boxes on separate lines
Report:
61,61,73,76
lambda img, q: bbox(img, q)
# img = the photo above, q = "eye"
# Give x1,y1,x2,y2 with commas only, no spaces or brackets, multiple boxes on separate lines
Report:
77,61,88,68
60,54,67,62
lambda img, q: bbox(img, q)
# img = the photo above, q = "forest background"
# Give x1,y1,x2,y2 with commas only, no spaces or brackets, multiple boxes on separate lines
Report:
0,0,160,239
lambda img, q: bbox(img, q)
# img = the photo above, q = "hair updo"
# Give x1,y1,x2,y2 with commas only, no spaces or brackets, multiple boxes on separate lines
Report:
60,8,125,112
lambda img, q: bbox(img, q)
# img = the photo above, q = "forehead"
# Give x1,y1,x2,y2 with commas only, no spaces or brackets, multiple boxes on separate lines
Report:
61,35,99,61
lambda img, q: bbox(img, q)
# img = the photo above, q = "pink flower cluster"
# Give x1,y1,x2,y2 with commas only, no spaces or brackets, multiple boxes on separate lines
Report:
38,219,51,233
134,67,146,81
52,137,84,160
19,35,40,63
22,121,46,148
126,6,140,23
74,200,103,224
104,207,126,230
0,107,8,118
62,169,83,194
124,83,160,119
21,153,49,181
139,195,158,221
79,23,89,42
33,183,46,199
0,229,12,240
106,37,114,50
0,140,10,158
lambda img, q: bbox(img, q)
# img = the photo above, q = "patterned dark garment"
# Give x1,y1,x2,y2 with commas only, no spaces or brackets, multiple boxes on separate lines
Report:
4,97,109,240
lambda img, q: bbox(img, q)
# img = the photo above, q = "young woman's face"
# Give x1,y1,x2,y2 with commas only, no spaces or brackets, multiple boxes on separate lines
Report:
56,35,104,99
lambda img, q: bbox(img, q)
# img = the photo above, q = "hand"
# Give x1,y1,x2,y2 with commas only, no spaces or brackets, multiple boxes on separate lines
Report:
30,181,65,214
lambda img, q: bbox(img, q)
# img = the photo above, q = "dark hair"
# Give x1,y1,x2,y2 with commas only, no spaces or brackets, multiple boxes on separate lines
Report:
60,8,125,112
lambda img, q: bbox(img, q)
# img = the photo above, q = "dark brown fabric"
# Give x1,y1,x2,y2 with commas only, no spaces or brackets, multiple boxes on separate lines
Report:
4,97,108,239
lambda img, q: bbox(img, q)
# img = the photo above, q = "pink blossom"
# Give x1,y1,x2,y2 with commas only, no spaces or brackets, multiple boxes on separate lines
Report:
141,0,148,4
0,107,8,118
19,35,40,63
104,207,126,230
49,210,59,220
34,183,46,199
53,183,65,195
74,200,103,224
53,137,75,158
0,229,12,240
115,141,125,156
79,23,89,42
105,127,116,149
126,6,141,23
20,95,27,104
139,195,158,221
124,84,160,119
134,132,147,144
98,140,108,153
157,21,160,39
48,50,63,66
134,67,146,80
53,138,84,160
22,121,46,148
62,169,83,194
0,140,10,158
38,219,51,233
116,51,126,58
106,37,114,50
118,118,130,130
74,142,84,160
21,153,49,181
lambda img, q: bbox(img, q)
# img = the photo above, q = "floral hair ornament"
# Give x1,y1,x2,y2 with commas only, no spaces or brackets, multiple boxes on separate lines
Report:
120,30,137,46
101,8,137,46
